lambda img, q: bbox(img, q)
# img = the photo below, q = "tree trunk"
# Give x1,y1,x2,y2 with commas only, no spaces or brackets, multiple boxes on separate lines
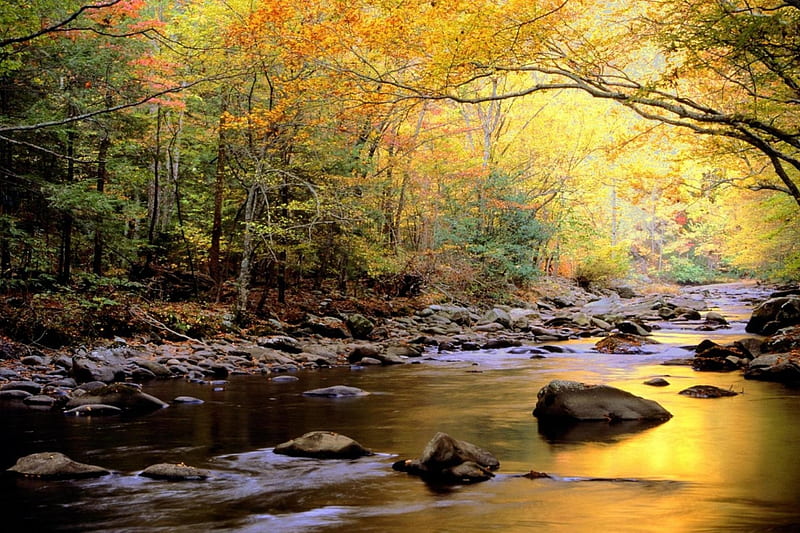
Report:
146,106,162,269
235,183,258,322
92,136,110,275
210,110,226,288
58,123,76,285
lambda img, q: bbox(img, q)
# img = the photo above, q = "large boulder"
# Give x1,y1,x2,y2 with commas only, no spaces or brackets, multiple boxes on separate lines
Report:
65,383,169,412
71,355,125,384
7,452,110,479
744,353,800,383
273,431,372,459
746,296,800,335
345,314,375,339
532,380,673,422
392,432,499,484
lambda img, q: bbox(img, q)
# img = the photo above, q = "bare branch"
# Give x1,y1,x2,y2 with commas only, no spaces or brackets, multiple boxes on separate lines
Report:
0,0,126,48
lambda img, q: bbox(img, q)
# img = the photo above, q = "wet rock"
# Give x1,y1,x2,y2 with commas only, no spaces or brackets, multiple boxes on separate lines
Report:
481,338,522,350
131,359,173,378
705,311,728,325
678,385,738,398
173,396,204,404
0,380,42,395
692,341,748,371
63,404,123,416
302,385,369,397
392,432,499,484
644,377,670,387
419,432,500,470
594,333,651,354
140,463,209,481
65,383,169,412
273,431,372,459
22,394,58,407
746,295,800,335
532,380,673,422
384,343,423,359
72,355,124,384
744,353,800,383
271,375,299,383
0,389,32,401
7,452,110,479
616,321,652,336
348,344,380,363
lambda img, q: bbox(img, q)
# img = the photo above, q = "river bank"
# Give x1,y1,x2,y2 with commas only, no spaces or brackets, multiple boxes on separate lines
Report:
1,280,799,415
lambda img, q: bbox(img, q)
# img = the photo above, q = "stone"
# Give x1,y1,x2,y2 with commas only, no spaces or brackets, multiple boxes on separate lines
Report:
746,295,800,335
271,375,299,383
595,333,651,354
71,355,124,384
131,359,173,378
64,404,123,416
302,385,369,398
532,380,673,422
256,335,304,353
305,316,351,338
0,380,42,394
705,311,728,325
140,463,209,481
173,396,204,404
345,314,375,339
678,385,738,398
22,394,57,407
644,377,670,387
744,353,800,383
7,452,110,479
482,308,512,328
273,431,372,459
616,320,652,336
392,432,499,484
65,383,169,412
419,432,500,471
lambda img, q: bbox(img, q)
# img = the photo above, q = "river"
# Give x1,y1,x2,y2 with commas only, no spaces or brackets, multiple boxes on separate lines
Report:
2,283,799,532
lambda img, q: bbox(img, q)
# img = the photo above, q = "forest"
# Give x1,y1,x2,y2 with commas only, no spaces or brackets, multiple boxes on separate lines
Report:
1,0,798,344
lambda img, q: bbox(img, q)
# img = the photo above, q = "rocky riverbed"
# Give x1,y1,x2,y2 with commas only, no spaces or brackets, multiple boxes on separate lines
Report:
1,281,799,416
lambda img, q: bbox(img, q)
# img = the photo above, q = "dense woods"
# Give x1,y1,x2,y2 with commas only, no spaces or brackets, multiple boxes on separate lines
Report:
1,0,798,340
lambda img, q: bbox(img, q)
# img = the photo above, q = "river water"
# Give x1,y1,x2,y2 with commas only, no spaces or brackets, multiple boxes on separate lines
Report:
2,284,799,532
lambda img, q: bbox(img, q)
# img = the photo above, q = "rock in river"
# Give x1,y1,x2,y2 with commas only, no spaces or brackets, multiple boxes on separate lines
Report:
273,431,372,459
302,385,368,398
532,380,673,422
392,432,499,484
678,385,738,398
140,463,210,481
65,383,169,413
7,452,110,479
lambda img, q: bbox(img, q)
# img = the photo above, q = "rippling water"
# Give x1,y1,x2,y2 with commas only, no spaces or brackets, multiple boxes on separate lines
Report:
2,284,799,532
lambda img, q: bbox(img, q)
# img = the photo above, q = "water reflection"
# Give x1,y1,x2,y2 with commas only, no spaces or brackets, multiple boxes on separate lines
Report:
537,418,670,443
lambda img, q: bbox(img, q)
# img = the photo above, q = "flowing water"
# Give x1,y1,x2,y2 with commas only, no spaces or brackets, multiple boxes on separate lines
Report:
2,283,799,532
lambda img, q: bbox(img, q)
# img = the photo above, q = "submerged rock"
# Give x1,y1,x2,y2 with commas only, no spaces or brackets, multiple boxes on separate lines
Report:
273,431,372,459
533,380,673,422
65,383,169,412
678,385,738,398
140,463,209,481
63,404,123,416
7,452,110,479
595,333,654,354
302,385,369,398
